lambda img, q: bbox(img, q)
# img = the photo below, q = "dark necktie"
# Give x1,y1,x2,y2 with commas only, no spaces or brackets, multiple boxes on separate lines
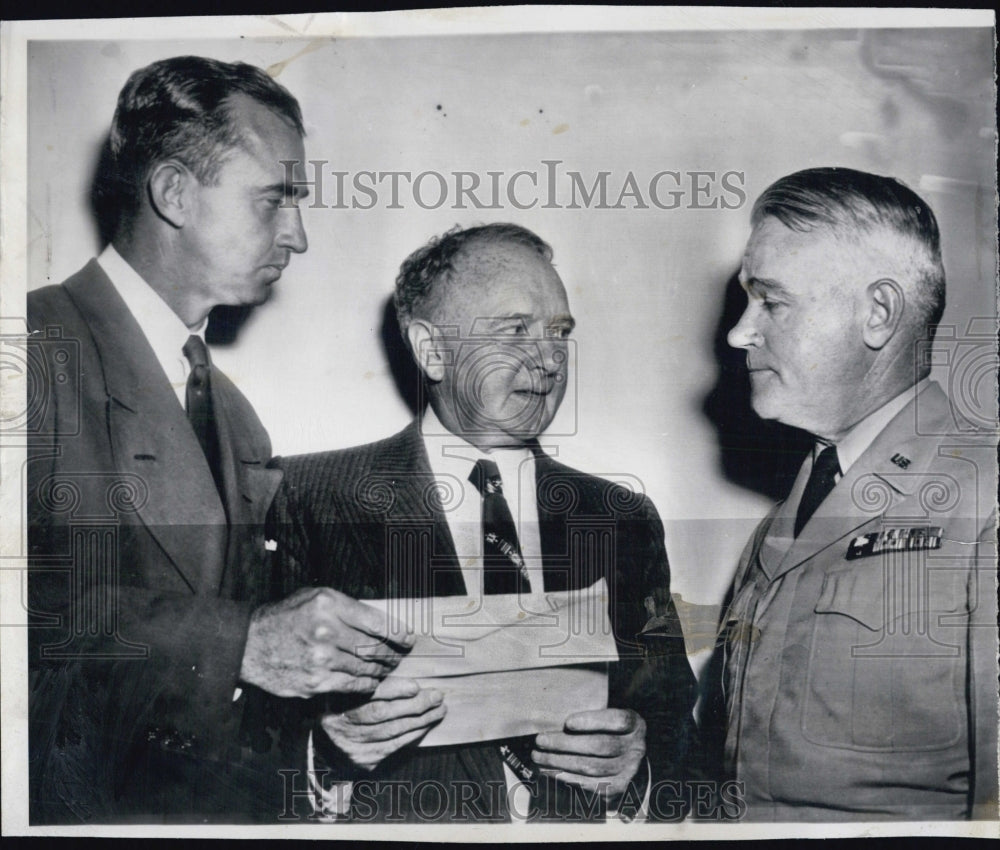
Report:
794,444,840,537
183,334,223,495
469,459,531,595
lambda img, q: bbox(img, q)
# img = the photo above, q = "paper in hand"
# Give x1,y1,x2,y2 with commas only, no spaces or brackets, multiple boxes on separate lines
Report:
359,578,618,747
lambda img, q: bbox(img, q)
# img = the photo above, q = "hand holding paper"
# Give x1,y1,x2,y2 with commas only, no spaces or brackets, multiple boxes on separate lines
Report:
532,708,647,802
240,586,415,698
358,579,620,747
320,677,447,772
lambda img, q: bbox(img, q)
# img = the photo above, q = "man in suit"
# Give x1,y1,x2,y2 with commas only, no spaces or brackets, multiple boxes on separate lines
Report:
720,167,998,820
27,56,413,823
269,223,699,822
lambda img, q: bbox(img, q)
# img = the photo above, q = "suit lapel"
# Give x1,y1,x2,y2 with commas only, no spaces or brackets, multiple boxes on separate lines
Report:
736,507,780,586
210,370,282,520
211,369,282,596
375,422,465,598
755,456,809,578
64,262,227,593
366,426,503,802
533,451,572,592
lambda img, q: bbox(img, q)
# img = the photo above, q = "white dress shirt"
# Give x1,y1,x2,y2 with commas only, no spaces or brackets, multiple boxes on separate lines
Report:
424,407,544,819
420,406,543,599
97,243,207,410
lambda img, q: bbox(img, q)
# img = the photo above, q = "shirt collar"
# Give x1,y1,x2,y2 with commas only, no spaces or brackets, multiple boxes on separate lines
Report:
420,406,535,491
825,377,931,475
97,243,207,401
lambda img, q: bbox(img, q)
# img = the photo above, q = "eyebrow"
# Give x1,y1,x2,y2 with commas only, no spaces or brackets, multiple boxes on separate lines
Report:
485,312,576,329
261,182,310,200
742,276,792,298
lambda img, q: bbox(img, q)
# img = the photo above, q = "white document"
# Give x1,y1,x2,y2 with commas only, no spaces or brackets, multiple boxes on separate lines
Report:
359,578,619,747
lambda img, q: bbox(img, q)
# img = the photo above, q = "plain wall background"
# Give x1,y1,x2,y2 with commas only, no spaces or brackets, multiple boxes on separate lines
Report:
27,29,997,677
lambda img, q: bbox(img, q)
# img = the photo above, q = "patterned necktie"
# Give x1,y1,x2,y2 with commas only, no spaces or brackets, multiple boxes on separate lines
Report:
468,458,538,802
183,334,223,495
794,444,840,537
469,459,531,595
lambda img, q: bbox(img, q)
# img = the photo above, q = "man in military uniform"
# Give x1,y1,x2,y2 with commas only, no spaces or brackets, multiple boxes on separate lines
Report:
721,167,997,820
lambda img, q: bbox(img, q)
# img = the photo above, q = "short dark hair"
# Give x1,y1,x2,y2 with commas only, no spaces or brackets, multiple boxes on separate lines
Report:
752,167,946,331
108,55,304,224
394,223,553,333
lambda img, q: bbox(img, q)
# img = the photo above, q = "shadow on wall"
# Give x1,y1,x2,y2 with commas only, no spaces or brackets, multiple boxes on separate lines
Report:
88,131,117,252
701,270,813,503
695,269,815,765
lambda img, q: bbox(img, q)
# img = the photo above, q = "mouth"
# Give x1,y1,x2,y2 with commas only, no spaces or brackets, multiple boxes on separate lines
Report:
746,366,777,384
261,263,288,282
514,383,556,396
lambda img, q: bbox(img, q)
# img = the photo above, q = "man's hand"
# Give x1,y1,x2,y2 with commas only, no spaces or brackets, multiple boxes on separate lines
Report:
532,708,646,802
240,587,414,698
320,677,446,772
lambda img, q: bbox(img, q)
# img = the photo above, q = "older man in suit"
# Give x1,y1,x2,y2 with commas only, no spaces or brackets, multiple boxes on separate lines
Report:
27,56,412,823
720,167,998,820
269,223,699,823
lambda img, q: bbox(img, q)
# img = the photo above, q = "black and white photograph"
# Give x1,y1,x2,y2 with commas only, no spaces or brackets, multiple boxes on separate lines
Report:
1,7,997,838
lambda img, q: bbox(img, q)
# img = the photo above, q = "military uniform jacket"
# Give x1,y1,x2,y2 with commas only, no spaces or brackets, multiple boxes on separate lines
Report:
722,382,998,821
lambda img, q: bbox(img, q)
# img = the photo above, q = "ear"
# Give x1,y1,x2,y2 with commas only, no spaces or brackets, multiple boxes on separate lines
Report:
862,278,905,350
147,161,193,228
406,319,447,382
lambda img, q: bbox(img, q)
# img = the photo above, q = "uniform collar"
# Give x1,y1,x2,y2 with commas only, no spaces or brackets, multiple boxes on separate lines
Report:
822,377,932,476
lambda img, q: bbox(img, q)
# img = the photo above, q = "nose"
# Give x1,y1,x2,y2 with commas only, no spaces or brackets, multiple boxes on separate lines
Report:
277,206,308,254
727,301,762,349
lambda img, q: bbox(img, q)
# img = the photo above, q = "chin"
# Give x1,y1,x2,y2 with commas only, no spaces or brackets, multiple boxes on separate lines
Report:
242,285,273,306
501,413,553,441
749,394,783,423
752,402,814,434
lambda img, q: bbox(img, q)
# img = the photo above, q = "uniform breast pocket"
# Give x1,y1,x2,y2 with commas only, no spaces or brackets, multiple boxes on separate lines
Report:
800,562,968,752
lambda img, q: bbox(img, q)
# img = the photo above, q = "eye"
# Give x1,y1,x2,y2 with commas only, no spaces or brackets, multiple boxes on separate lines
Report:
761,298,784,314
260,191,292,210
752,291,783,314
497,319,529,336
257,199,280,218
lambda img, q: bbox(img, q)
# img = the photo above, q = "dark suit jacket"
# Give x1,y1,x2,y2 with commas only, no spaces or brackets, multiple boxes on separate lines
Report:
27,260,283,823
267,421,698,822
